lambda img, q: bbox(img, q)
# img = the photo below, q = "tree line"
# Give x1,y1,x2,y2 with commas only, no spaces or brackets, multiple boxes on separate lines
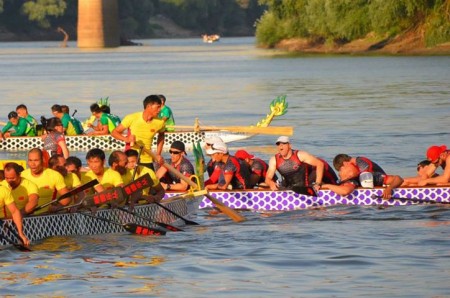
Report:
256,0,450,48
0,0,265,40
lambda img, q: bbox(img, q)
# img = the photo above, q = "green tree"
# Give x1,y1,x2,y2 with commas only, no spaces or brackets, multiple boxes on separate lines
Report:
22,0,67,28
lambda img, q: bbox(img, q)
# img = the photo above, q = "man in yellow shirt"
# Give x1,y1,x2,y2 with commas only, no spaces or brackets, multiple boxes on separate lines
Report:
48,154,81,190
124,149,165,203
82,148,124,193
1,162,39,217
21,148,69,214
111,95,165,170
0,185,30,246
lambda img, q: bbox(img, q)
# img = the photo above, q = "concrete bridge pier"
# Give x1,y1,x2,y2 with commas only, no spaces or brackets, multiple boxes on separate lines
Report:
77,0,120,48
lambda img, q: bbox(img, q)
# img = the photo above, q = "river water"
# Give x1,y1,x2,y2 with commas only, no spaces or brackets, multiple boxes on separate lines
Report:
0,37,449,297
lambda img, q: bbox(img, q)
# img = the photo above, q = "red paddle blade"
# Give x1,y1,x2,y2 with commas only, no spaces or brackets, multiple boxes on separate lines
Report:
122,173,152,196
155,222,184,232
83,187,125,207
123,223,167,236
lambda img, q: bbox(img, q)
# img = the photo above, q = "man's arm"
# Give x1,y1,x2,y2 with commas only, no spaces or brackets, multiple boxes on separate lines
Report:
111,124,133,143
299,151,324,185
419,156,450,186
265,156,278,191
382,175,404,199
322,182,356,196
24,193,39,215
7,202,30,246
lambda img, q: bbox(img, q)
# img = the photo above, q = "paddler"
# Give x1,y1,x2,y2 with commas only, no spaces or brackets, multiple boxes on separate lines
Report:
265,136,327,193
51,104,84,136
155,141,195,191
0,184,30,246
111,95,165,171
157,94,175,132
322,158,403,200
1,111,36,139
21,148,70,214
87,103,121,135
418,145,450,186
1,162,39,217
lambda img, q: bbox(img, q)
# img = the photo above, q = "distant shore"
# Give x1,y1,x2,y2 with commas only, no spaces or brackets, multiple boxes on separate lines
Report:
273,32,450,55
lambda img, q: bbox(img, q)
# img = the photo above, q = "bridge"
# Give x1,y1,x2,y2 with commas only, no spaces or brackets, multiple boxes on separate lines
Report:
78,0,119,48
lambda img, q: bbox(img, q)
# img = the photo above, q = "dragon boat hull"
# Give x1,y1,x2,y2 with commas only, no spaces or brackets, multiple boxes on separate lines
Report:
0,194,200,246
194,186,450,211
0,130,251,152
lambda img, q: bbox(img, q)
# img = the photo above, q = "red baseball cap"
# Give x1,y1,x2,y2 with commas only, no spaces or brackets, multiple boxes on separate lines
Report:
235,150,254,160
426,145,447,162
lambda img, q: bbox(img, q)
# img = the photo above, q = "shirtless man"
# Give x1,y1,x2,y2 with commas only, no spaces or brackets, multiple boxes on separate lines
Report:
265,136,326,193
111,95,165,170
21,148,69,214
418,145,450,186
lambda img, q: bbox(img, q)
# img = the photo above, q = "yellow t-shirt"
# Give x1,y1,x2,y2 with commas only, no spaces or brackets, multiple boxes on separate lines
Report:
82,168,123,190
0,178,38,218
122,166,160,195
21,168,66,214
64,172,81,190
0,185,15,219
121,112,165,163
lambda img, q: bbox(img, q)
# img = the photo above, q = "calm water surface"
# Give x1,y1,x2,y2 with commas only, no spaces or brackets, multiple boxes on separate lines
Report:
0,37,449,297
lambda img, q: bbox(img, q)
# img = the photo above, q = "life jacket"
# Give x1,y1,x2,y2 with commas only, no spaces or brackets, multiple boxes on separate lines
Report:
275,150,309,187
227,156,250,189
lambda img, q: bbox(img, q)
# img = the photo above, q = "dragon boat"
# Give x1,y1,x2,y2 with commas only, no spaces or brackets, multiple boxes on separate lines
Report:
0,96,289,152
194,186,450,211
0,192,201,247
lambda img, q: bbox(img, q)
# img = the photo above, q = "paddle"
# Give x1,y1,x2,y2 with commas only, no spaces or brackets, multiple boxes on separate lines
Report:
372,195,450,205
166,125,294,136
142,147,246,223
80,213,166,236
152,201,199,225
30,179,99,214
116,207,184,232
0,219,31,252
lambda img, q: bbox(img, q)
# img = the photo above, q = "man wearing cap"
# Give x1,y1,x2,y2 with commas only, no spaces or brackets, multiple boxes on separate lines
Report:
235,149,274,188
1,111,36,139
204,141,250,190
418,145,450,186
156,141,195,191
265,136,326,192
204,136,225,177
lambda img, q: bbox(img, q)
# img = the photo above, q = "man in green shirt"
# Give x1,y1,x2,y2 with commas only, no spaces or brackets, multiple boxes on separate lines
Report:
51,104,84,135
1,111,36,138
157,94,175,132
16,104,38,131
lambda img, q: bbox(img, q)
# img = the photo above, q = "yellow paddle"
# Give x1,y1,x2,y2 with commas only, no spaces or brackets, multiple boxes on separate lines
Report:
166,125,294,136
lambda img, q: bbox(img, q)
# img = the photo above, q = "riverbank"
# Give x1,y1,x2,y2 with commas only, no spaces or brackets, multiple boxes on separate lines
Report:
273,31,450,55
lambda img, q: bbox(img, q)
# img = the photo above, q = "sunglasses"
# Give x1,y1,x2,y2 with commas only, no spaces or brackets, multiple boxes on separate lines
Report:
276,142,289,146
169,150,182,155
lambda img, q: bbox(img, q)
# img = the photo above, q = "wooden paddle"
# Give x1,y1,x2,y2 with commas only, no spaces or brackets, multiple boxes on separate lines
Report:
0,219,31,252
166,125,294,136
142,147,246,223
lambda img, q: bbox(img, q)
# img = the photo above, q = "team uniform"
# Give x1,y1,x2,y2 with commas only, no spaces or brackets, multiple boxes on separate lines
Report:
121,112,165,163
61,113,83,135
308,158,338,185
158,105,175,132
206,156,250,189
99,113,121,133
42,131,65,156
0,186,15,219
1,117,36,136
275,150,311,188
159,157,195,185
82,168,123,190
0,178,38,218
21,168,66,215
122,166,159,195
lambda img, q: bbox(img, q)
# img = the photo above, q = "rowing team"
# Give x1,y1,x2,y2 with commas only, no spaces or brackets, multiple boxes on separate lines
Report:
202,136,450,199
0,94,175,139
0,138,198,247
